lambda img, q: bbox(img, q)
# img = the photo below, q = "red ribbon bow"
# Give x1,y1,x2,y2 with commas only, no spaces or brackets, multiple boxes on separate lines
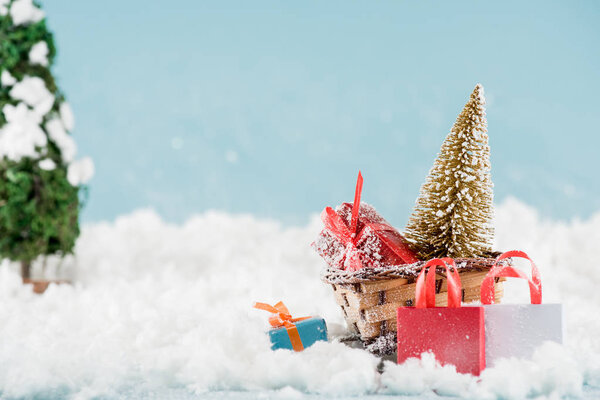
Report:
320,171,416,271
253,301,311,351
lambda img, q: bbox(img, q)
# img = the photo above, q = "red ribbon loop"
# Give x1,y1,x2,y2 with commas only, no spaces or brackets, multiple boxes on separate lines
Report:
321,207,353,244
320,206,362,271
415,258,462,308
480,250,542,305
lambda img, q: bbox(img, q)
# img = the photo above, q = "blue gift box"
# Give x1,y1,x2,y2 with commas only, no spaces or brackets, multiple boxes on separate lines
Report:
268,317,328,351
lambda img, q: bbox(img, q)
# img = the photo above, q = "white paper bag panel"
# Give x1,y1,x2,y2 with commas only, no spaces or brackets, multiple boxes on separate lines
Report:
484,304,563,366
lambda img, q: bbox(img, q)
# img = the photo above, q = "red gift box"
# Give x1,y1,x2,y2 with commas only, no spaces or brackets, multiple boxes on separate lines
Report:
397,258,486,376
313,172,419,271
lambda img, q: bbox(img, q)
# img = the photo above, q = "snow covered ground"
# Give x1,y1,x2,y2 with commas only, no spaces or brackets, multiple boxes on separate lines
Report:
0,197,599,399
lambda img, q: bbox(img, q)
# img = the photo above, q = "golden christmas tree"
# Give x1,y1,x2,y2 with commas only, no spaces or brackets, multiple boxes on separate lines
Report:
405,84,494,259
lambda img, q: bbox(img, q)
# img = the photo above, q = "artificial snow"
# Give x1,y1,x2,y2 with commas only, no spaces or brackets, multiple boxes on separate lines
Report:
0,198,599,399
9,0,44,26
3,77,82,167
0,102,47,161
9,76,54,116
38,158,56,171
28,41,49,67
0,0,8,16
46,117,77,162
1,69,16,86
67,156,94,186
60,102,75,131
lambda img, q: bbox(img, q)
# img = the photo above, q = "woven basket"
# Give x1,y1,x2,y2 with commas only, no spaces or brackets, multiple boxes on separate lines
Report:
322,257,506,344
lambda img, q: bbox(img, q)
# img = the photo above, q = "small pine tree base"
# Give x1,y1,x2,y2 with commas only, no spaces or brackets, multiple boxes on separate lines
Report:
22,278,71,294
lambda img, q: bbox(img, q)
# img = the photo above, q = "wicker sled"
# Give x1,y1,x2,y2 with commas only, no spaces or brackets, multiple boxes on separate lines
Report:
323,257,506,350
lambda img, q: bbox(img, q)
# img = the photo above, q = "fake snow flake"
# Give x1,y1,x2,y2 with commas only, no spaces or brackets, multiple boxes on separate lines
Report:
59,102,75,131
9,0,44,26
1,70,17,86
9,76,54,115
67,157,94,186
38,158,56,171
0,102,47,161
0,0,8,16
45,118,77,162
29,41,49,66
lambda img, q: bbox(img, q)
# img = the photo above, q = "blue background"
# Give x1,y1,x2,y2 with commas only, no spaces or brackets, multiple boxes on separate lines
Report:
44,1,600,226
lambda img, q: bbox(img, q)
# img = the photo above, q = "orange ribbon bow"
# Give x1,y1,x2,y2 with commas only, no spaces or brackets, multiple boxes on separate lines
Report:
253,301,311,352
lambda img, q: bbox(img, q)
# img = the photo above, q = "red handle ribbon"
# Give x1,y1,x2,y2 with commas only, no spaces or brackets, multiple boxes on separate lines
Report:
415,258,462,308
480,250,542,305
253,301,311,352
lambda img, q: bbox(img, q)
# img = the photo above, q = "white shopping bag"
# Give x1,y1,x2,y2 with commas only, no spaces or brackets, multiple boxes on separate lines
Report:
480,251,563,367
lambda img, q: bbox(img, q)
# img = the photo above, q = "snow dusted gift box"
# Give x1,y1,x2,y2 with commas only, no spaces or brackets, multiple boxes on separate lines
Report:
254,301,327,352
314,172,419,272
480,251,563,366
315,172,505,353
396,259,486,376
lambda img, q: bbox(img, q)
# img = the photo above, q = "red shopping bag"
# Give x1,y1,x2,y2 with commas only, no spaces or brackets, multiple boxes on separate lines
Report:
397,258,486,375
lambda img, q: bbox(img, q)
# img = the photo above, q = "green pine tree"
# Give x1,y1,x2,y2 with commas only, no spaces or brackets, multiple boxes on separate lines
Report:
405,84,494,259
0,0,92,279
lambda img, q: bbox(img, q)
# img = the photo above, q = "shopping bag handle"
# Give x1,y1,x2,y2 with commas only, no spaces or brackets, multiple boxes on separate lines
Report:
480,250,542,305
415,258,462,308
